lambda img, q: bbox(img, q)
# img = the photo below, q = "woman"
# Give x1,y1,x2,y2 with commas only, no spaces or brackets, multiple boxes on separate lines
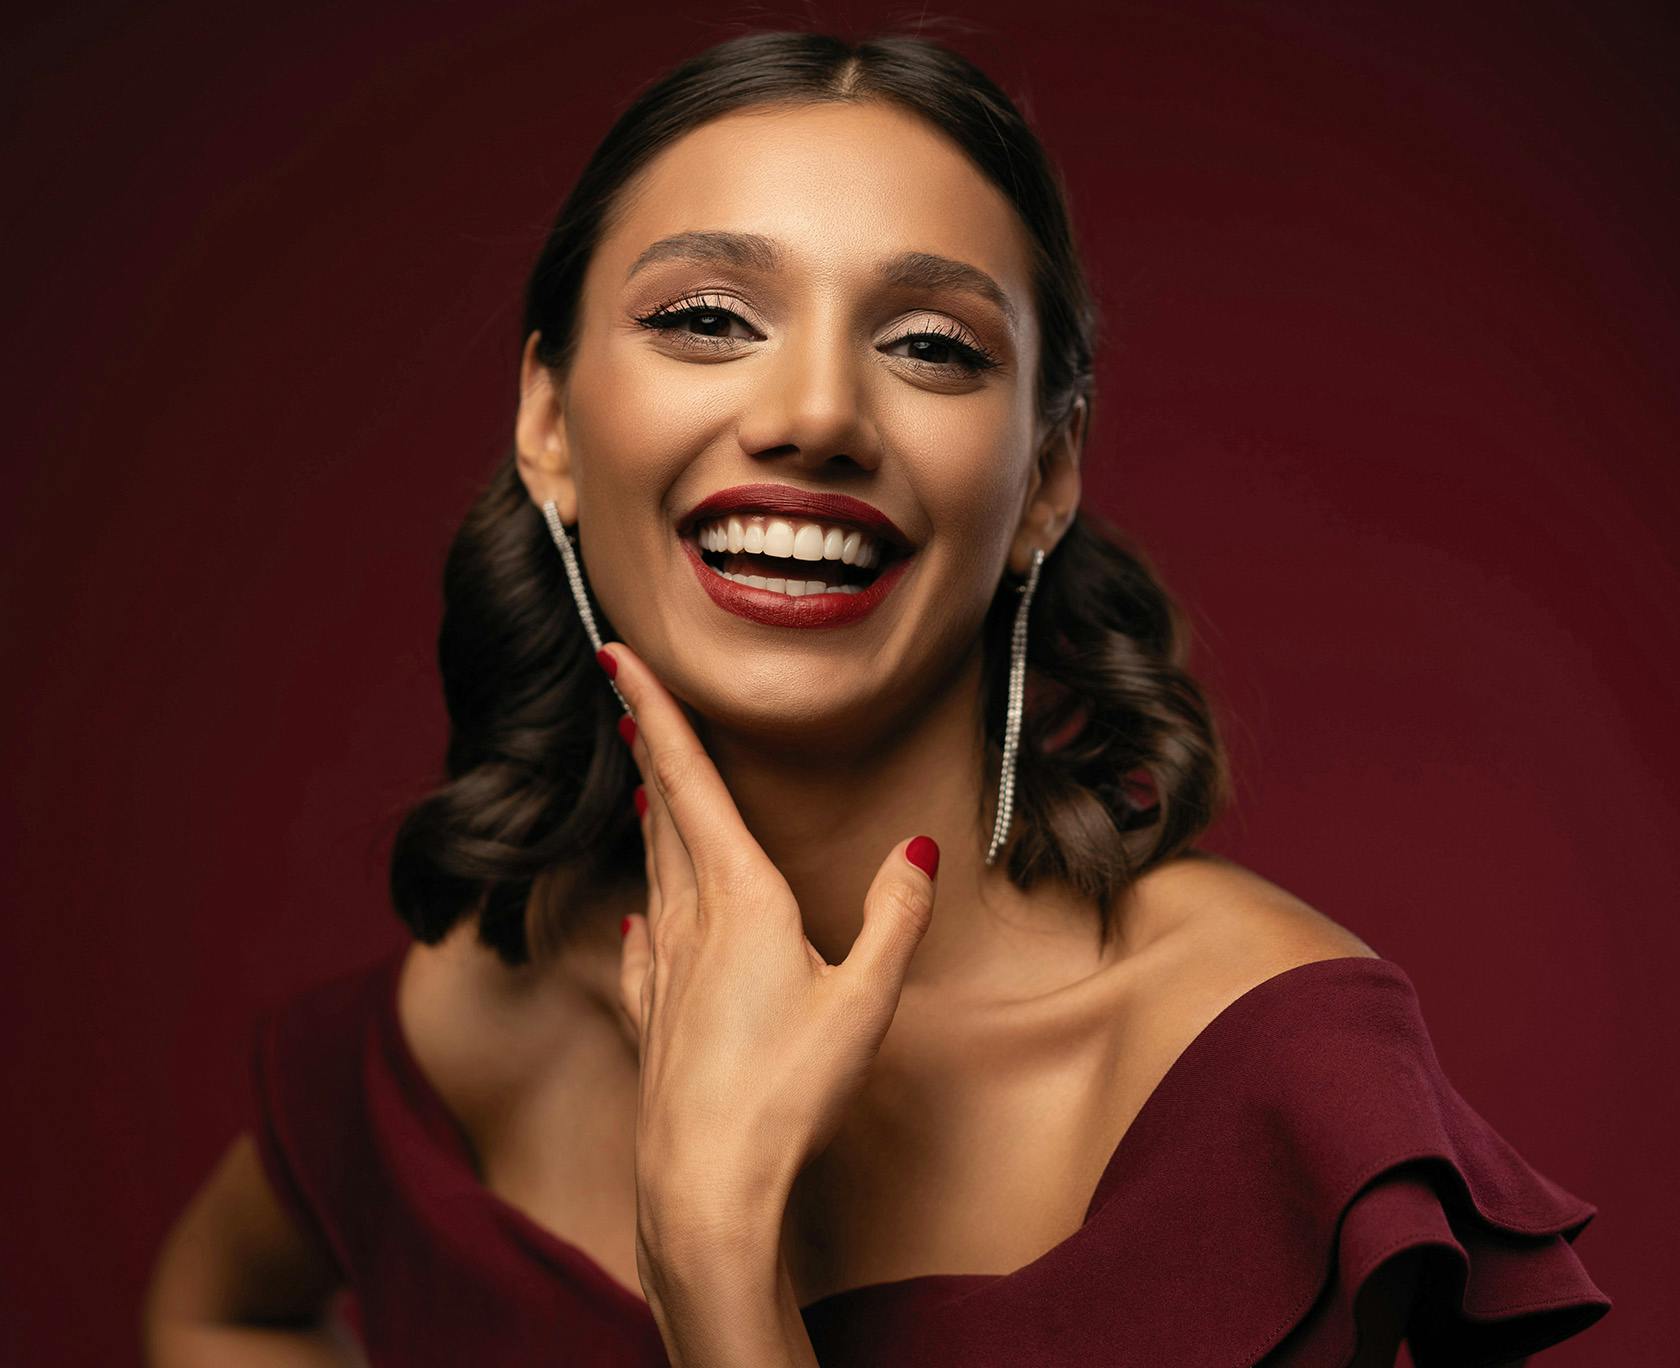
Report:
143,29,1610,1367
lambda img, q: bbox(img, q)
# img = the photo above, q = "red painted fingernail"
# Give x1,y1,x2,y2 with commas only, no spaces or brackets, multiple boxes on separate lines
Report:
620,915,631,938
633,785,647,819
617,714,637,747
905,835,940,879
595,648,617,679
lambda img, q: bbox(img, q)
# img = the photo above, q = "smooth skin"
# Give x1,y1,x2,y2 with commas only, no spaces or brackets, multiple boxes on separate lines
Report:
143,100,1430,1364
607,638,952,1363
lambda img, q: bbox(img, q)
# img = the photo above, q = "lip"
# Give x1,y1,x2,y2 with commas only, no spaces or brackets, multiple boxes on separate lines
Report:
676,483,913,551
680,535,913,629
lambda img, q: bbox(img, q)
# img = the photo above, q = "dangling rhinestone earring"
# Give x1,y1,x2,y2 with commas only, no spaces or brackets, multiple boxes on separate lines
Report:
540,499,631,717
986,546,1045,867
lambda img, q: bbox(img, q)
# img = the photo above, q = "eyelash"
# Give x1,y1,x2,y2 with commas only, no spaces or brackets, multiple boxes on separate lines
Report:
632,294,1003,375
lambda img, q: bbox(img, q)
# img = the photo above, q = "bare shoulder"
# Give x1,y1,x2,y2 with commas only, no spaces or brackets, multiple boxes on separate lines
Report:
1034,852,1385,1219
1113,850,1382,1037
1134,849,1379,965
395,924,553,1121
395,917,630,1129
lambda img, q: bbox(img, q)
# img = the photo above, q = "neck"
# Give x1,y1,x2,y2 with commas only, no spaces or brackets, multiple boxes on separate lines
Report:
524,641,1111,1011
692,639,1100,994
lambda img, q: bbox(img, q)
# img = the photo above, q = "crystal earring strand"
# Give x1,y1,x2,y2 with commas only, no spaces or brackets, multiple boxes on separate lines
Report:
986,546,1045,867
540,499,630,716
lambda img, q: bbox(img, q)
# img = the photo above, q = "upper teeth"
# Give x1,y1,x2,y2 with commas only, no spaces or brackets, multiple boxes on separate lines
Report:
694,515,883,568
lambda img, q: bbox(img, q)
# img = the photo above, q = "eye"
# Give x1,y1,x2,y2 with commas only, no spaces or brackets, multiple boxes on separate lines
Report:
880,323,1002,376
632,297,1002,377
633,294,759,351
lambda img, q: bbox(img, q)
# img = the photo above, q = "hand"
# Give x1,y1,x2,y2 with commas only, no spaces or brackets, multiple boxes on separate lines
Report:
595,641,941,1252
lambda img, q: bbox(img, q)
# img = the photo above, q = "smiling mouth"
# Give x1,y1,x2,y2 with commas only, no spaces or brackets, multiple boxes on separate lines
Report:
686,512,908,597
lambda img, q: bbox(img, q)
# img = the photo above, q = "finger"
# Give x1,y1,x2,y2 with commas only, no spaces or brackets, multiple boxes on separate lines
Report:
616,912,650,1055
838,836,940,1007
638,750,699,926
634,784,666,938
597,643,767,896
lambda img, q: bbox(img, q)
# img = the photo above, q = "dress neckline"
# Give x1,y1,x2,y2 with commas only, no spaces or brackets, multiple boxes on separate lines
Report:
373,945,1407,1318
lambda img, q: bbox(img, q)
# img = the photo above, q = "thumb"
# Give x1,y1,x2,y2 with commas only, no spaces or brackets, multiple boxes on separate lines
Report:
842,835,940,1001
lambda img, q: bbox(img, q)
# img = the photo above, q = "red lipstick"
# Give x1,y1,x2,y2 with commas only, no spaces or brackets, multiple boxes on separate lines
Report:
677,483,913,551
680,536,913,629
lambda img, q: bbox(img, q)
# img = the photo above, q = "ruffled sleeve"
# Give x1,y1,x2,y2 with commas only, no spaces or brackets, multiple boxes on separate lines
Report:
1286,1154,1605,1366
1083,956,1613,1368
243,949,1609,1367
1239,960,1612,1366
853,957,1612,1368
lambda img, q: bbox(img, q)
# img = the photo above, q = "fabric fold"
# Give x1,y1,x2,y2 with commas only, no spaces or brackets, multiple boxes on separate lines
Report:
876,958,1610,1367
1259,1154,1607,1367
249,988,361,1281
1238,962,1611,1367
243,948,1610,1367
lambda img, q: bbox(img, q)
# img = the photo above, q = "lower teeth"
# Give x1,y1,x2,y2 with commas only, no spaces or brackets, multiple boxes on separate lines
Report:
717,568,862,596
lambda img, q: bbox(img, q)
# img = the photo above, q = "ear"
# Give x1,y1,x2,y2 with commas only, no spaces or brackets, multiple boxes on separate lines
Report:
514,330,577,523
1007,394,1087,577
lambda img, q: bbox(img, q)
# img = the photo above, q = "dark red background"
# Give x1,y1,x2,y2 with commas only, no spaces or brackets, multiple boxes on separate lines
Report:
3,2,1672,1363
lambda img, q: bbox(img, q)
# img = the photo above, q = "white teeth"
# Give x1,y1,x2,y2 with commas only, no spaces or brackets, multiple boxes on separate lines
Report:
764,577,786,593
716,569,862,596
692,514,888,566
791,524,826,561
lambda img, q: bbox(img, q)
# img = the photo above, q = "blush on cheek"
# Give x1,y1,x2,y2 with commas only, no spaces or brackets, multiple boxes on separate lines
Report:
564,364,710,586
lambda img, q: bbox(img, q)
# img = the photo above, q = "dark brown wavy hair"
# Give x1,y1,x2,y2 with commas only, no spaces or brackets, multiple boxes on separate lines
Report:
389,27,1232,968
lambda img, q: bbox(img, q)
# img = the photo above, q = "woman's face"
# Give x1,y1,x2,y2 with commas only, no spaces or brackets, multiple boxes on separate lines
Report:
518,100,1077,749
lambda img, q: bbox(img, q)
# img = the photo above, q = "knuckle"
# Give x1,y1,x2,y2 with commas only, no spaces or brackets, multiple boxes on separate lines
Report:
874,880,933,934
695,851,770,907
695,850,747,897
650,747,699,803
649,914,686,959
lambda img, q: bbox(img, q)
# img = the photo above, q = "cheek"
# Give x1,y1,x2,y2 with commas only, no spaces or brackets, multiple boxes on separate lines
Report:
565,341,736,623
566,343,700,523
945,461,1022,551
906,449,1028,671
897,406,1028,572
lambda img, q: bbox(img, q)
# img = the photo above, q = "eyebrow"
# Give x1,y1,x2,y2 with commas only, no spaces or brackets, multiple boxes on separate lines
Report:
624,229,1018,329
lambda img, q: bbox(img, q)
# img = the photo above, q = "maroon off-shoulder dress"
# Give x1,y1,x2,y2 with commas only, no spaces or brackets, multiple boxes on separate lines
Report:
248,948,1610,1366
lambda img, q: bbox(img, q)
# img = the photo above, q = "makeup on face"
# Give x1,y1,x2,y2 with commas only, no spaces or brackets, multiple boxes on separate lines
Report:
569,103,1038,666
675,482,917,628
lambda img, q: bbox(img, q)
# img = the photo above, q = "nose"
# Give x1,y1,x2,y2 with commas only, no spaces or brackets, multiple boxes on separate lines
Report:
734,309,884,474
